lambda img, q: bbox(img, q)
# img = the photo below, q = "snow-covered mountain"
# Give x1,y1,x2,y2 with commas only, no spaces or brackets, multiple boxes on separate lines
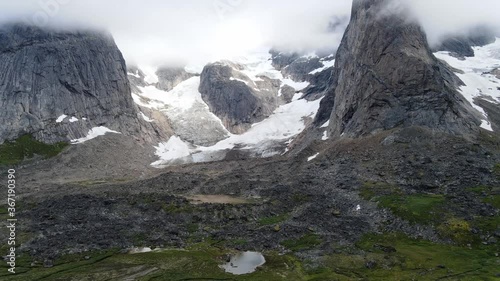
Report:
434,38,500,131
128,50,334,167
122,36,500,168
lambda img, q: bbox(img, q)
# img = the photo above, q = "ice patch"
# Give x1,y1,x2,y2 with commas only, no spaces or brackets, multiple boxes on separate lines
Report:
136,77,203,110
152,136,191,166
71,127,121,144
307,153,320,162
481,120,493,131
309,59,336,74
184,64,204,74
152,93,322,166
234,51,284,81
282,78,310,91
230,77,249,85
56,114,68,123
322,131,329,141
69,117,79,123
320,120,330,128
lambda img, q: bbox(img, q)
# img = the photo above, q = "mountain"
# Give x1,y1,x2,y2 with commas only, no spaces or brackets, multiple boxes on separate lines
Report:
0,24,168,145
433,26,497,58
128,52,330,166
5,0,500,280
199,61,284,134
315,0,482,140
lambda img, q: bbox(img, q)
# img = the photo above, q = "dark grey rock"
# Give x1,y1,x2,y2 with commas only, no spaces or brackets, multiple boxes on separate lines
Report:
269,49,300,71
156,67,195,92
279,85,296,104
270,48,336,108
281,56,323,82
318,0,481,139
127,66,148,94
302,65,335,101
0,24,167,144
474,98,500,135
198,62,281,134
270,50,329,82
127,66,195,93
487,68,500,80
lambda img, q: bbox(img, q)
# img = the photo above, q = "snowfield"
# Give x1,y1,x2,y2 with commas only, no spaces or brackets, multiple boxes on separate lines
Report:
151,136,192,166
150,90,321,167
133,51,325,167
434,38,500,131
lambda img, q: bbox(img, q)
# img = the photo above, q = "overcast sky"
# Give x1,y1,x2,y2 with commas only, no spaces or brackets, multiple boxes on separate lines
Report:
0,0,499,67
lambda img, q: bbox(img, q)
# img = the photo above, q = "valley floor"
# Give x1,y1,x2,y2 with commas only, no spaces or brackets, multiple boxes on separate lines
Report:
1,127,499,280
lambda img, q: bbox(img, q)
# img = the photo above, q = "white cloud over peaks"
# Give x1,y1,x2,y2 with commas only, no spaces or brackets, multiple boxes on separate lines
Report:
0,0,351,67
401,0,500,45
0,1,499,66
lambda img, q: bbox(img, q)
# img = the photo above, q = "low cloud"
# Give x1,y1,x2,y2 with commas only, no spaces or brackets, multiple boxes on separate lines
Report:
0,0,499,67
401,0,500,45
0,0,351,67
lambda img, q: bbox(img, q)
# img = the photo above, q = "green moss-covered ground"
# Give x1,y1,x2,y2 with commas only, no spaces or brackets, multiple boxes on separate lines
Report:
258,214,289,226
0,135,68,165
0,243,306,281
0,178,496,280
281,234,322,252
360,182,499,246
1,233,498,281
306,233,499,280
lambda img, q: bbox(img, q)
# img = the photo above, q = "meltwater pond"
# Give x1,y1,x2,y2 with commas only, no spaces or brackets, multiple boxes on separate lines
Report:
221,252,266,275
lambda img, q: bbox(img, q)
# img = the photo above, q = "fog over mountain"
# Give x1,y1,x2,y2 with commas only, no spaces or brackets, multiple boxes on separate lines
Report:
0,0,499,66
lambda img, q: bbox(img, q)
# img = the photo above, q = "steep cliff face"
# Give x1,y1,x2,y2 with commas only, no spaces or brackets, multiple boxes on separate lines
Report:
318,0,481,139
0,24,164,144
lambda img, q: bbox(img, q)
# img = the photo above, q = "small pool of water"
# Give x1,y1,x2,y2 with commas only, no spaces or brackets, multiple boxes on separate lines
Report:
221,251,266,275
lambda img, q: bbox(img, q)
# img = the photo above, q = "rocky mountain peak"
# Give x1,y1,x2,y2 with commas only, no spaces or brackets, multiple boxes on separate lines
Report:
0,23,167,144
317,0,481,139
198,61,285,134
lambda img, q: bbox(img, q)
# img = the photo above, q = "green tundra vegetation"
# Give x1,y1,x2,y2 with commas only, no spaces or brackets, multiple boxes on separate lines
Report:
0,135,68,165
0,180,497,280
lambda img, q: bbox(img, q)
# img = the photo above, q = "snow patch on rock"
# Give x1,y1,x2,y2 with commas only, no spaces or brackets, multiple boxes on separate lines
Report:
152,136,192,166
56,114,68,123
309,59,335,74
435,38,500,130
308,153,320,161
71,127,121,144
